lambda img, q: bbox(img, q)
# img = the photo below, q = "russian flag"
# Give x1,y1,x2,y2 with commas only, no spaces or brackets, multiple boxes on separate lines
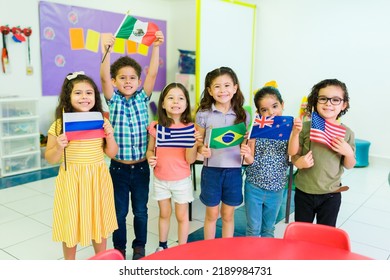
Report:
63,112,106,141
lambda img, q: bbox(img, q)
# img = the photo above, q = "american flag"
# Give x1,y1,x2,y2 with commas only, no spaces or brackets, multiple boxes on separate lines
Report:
310,112,346,148
156,124,196,148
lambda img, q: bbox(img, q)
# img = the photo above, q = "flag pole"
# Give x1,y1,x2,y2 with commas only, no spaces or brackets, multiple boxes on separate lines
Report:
206,127,212,167
62,110,67,171
285,156,293,223
101,11,130,63
154,124,158,167
242,115,255,164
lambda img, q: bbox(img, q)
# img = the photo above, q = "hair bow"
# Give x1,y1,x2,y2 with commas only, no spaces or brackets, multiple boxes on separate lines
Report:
66,71,85,80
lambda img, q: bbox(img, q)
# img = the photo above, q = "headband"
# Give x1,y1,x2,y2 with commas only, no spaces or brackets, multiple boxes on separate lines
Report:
66,71,85,80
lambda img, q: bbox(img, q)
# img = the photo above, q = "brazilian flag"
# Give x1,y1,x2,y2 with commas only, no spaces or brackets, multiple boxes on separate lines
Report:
209,122,246,149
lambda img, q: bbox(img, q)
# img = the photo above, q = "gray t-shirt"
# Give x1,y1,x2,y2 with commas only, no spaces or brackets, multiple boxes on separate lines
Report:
196,104,250,168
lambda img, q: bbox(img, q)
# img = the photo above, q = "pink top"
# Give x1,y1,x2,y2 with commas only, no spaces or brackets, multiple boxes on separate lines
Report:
148,121,192,181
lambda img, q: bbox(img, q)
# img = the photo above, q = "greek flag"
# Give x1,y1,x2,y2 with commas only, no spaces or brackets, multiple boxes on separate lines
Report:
156,124,196,148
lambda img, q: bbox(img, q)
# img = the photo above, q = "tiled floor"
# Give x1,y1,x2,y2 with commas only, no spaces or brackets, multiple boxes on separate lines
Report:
0,157,389,260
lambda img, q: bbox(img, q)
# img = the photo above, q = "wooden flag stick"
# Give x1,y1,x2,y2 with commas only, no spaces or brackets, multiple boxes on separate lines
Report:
285,157,294,223
101,11,130,63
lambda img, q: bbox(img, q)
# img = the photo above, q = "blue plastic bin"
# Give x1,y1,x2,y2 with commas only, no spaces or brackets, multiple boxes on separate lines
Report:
354,139,371,167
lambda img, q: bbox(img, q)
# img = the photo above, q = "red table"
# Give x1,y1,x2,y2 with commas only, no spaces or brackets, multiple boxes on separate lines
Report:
142,237,372,260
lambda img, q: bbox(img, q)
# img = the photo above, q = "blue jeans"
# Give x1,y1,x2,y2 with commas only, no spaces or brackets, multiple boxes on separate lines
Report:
244,181,284,237
110,160,150,250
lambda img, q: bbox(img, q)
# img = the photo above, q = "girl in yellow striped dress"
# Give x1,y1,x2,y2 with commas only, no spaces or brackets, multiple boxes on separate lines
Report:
45,72,118,260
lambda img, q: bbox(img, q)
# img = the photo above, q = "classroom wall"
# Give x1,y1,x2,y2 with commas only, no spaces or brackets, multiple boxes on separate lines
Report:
1,0,389,159
0,0,195,136
254,0,390,159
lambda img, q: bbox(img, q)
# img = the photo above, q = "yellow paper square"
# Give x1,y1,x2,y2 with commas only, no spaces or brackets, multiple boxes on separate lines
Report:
137,44,149,56
113,38,126,54
69,28,84,50
85,29,100,53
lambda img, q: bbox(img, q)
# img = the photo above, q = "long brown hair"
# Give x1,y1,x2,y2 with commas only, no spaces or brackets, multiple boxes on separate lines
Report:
157,82,192,127
54,73,104,135
196,66,246,124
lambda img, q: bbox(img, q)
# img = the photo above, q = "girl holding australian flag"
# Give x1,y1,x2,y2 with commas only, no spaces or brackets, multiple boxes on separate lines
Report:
241,82,300,237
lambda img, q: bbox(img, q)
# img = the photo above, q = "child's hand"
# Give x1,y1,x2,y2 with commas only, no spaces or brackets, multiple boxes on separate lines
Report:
295,150,314,169
200,144,211,158
153,31,164,46
292,118,302,135
240,143,251,158
194,130,203,145
148,155,157,168
56,133,68,149
103,34,115,53
331,137,354,157
103,122,114,139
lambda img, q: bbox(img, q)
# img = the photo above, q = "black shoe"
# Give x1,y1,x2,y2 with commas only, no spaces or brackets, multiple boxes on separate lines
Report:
115,248,126,260
132,247,145,260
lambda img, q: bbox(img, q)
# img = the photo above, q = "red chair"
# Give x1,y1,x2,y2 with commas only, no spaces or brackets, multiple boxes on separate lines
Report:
88,249,124,260
283,222,351,251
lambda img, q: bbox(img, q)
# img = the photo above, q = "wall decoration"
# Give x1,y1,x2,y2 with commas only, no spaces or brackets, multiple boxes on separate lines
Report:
1,25,10,73
39,1,167,96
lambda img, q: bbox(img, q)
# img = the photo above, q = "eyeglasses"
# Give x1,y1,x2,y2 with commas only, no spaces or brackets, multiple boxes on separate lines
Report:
317,96,344,105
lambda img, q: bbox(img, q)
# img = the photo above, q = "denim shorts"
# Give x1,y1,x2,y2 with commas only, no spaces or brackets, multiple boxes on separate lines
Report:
200,166,243,207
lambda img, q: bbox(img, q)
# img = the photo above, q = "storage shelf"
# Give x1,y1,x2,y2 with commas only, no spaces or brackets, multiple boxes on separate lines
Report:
0,98,41,177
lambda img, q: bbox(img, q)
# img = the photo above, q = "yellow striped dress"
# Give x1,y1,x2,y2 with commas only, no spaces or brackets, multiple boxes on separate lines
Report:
49,120,118,247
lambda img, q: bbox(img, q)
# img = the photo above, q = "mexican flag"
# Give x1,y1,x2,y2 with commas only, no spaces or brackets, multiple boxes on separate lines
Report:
209,122,246,149
115,15,159,46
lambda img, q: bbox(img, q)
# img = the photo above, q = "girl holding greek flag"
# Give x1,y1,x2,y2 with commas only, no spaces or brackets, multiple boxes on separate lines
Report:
146,83,202,252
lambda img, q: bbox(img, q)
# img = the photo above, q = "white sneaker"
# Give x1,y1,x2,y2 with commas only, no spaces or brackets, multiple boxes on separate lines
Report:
155,247,164,252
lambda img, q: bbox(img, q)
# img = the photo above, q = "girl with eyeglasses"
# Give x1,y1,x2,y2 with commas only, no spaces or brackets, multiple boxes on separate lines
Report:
288,79,356,226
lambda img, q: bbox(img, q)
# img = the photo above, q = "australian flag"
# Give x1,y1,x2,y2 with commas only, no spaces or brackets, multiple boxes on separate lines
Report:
249,114,293,141
310,112,346,148
156,124,196,148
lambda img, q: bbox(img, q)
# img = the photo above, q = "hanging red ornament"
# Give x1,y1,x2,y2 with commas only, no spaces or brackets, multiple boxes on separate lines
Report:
11,26,25,42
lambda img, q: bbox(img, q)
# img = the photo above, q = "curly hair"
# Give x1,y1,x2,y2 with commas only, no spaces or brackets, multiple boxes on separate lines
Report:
306,79,350,119
157,83,193,127
54,73,104,135
110,56,142,79
196,66,246,124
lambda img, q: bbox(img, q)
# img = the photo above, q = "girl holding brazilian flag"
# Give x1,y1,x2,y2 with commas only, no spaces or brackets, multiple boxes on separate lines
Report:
195,66,250,240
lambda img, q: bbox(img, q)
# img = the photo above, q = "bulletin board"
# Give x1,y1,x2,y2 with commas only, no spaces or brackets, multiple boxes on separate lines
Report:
196,0,256,106
39,1,167,96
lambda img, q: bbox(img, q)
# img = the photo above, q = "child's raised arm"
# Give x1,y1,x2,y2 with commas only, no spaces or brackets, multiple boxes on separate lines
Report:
143,31,164,97
100,35,115,100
